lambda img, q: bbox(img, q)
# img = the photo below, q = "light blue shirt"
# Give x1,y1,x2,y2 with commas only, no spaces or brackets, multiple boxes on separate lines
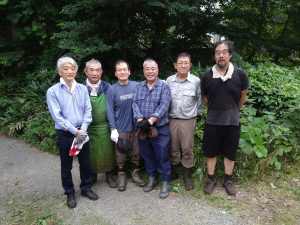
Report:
46,79,92,134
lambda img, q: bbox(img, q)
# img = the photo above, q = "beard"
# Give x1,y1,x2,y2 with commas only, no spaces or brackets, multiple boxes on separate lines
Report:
217,60,227,68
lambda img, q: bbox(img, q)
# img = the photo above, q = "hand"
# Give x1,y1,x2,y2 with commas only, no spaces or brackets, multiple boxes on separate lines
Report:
137,119,151,132
111,129,119,143
76,130,88,144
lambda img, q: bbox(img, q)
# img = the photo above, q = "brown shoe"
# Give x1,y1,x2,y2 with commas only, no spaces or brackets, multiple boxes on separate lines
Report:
203,178,217,194
222,179,237,196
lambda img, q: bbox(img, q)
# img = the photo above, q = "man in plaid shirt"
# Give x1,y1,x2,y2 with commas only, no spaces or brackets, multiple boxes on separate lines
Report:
133,58,172,199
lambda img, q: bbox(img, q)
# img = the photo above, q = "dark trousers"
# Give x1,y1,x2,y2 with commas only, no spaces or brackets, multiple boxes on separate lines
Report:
138,124,171,181
57,130,92,195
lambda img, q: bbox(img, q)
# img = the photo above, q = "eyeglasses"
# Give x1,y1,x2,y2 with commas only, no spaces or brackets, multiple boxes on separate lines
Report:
215,50,229,56
177,62,190,66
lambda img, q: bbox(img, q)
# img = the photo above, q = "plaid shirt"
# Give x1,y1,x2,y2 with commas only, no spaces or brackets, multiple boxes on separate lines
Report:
133,79,171,127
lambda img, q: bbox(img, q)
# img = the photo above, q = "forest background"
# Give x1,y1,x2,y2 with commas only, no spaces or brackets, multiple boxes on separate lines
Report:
0,0,299,180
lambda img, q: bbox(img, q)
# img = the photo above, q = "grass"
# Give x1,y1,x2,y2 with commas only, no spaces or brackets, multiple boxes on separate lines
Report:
0,195,63,225
176,161,300,225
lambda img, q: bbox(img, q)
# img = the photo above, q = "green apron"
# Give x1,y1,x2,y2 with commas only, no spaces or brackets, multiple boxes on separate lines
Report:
88,94,115,173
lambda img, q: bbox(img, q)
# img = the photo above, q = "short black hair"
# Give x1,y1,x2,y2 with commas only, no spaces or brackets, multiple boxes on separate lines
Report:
175,52,192,63
114,60,130,70
213,40,234,55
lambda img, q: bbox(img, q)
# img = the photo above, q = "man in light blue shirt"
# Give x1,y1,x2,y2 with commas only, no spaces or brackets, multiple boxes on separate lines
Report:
46,56,98,209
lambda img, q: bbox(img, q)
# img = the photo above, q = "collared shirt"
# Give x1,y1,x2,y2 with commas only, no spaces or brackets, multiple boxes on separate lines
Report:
46,79,92,134
132,79,171,127
86,79,101,96
166,72,201,119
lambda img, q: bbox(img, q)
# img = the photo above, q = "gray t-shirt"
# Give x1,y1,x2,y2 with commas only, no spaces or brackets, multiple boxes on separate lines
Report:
106,80,138,132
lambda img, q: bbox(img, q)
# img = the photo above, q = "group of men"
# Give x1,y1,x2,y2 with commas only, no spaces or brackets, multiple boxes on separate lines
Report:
46,40,249,209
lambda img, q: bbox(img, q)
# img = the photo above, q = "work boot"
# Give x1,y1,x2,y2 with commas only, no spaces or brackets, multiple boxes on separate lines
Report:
203,176,217,194
117,172,126,191
66,194,76,209
171,164,180,181
143,176,155,192
132,169,145,187
159,181,170,199
183,167,194,191
222,174,237,196
106,174,117,188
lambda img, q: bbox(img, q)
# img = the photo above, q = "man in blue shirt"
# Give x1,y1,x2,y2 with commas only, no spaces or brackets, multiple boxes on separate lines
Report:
46,56,98,209
106,60,145,191
133,58,172,199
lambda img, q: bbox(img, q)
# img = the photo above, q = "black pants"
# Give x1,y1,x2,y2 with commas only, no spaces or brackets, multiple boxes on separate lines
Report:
57,130,92,195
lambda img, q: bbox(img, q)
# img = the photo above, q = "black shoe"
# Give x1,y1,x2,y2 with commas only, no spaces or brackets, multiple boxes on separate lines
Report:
81,190,99,200
66,194,76,209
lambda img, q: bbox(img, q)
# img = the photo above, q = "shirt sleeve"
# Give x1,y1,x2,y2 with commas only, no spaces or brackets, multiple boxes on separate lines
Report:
132,84,143,119
197,79,202,114
240,70,250,91
106,86,117,130
80,87,92,132
46,87,77,134
151,83,171,118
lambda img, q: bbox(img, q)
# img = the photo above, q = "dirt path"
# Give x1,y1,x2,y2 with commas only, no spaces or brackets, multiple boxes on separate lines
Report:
0,135,252,225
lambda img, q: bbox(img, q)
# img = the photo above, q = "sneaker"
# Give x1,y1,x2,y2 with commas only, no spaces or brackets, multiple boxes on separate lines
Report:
222,179,237,196
66,194,76,209
81,190,99,200
203,178,217,194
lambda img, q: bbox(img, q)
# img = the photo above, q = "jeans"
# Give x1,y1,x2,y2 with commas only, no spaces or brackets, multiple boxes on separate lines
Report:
57,130,92,195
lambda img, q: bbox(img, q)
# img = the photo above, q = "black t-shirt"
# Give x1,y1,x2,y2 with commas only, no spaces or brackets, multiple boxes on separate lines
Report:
201,67,249,126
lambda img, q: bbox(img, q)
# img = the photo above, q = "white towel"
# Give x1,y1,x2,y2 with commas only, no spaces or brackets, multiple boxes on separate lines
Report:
212,62,234,82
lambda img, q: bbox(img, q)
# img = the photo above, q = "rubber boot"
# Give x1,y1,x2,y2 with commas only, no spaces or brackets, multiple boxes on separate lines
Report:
159,181,170,199
143,176,155,192
171,164,180,181
131,161,145,187
183,167,194,191
117,164,126,191
106,173,118,188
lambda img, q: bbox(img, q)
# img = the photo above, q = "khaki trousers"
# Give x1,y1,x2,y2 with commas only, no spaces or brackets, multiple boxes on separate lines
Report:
116,131,140,165
169,117,197,168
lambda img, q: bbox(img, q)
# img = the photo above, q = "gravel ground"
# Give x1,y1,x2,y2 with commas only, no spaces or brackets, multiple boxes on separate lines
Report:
0,135,252,225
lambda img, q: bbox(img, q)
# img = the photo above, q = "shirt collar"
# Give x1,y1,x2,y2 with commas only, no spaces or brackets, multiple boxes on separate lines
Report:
173,72,191,82
60,77,77,93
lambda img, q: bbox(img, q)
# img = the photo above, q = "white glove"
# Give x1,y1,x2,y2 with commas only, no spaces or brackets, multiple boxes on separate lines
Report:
111,129,119,143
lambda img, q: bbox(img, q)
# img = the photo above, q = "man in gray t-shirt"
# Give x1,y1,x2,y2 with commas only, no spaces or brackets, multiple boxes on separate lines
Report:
106,60,145,192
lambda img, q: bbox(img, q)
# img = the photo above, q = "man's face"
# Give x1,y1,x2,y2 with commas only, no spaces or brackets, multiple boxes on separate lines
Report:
85,63,102,84
59,63,77,83
174,56,192,76
143,61,159,82
214,43,232,69
115,62,130,82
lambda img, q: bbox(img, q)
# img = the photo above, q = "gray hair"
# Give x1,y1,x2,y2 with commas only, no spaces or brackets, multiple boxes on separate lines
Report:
84,58,102,72
56,56,78,71
143,58,158,68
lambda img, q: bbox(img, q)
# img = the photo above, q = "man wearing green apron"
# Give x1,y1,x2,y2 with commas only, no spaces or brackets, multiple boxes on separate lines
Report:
84,59,117,188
